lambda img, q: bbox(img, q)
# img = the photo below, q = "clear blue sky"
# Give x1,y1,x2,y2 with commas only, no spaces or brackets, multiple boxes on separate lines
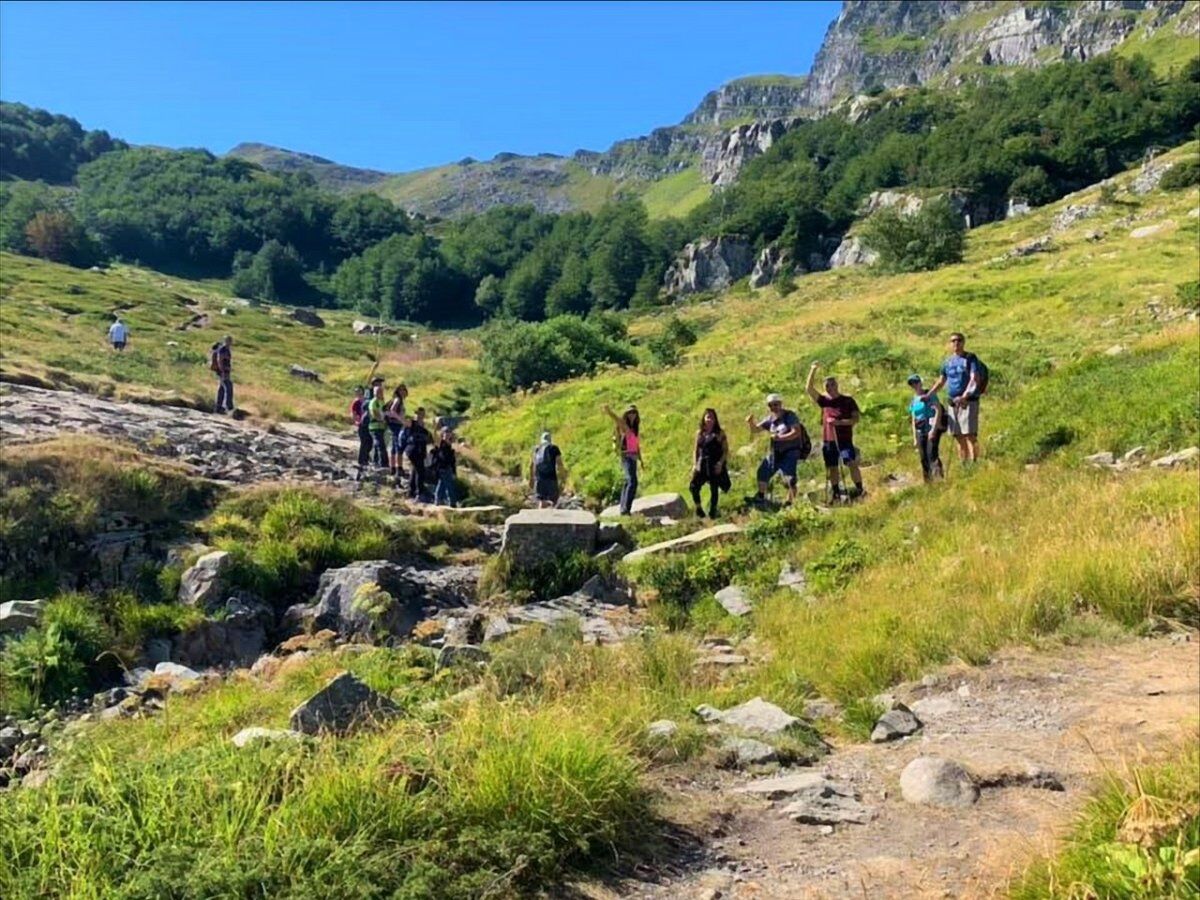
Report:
0,1,841,172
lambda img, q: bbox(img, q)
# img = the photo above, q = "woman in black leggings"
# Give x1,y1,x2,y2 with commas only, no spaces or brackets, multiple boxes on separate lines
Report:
689,408,729,518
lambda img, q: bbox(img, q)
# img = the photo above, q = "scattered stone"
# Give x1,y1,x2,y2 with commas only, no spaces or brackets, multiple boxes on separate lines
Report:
1151,447,1199,468
870,703,923,742
621,523,742,565
696,652,748,668
289,672,401,735
646,719,679,740
499,508,598,566
1051,203,1098,232
828,234,878,269
1008,236,1052,258
900,757,980,808
352,319,396,335
151,661,202,686
1122,446,1146,463
719,736,778,769
178,550,233,610
910,695,959,719
803,698,840,720
1130,220,1174,239
597,521,628,547
288,364,321,382
1084,451,1116,467
777,563,807,594
288,308,325,328
715,586,752,617
693,704,724,724
601,492,688,519
436,644,490,670
780,777,877,826
1104,344,1127,357
594,542,629,562
718,697,802,737
0,599,45,636
736,771,831,800
231,727,306,749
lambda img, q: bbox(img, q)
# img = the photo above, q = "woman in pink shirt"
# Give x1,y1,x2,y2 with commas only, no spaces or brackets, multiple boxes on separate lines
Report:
604,403,642,515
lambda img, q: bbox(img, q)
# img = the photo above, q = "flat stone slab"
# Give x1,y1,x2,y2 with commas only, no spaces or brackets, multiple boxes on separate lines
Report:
622,523,743,566
500,508,598,566
601,492,688,519
719,736,778,769
735,771,831,800
715,586,752,617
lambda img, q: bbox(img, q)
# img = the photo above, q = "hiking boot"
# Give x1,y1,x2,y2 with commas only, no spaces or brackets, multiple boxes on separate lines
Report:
694,505,705,518
708,507,719,519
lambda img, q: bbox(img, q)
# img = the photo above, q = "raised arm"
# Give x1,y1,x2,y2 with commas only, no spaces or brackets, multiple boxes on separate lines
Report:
602,404,626,434
805,362,822,404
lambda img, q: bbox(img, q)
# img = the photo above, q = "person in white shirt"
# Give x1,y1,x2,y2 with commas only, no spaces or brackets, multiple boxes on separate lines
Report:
108,316,129,351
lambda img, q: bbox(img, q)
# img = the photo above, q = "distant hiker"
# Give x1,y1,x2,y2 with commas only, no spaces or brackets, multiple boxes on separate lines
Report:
430,427,458,507
385,384,409,482
746,393,810,507
805,362,864,501
530,432,566,508
923,332,986,465
210,335,234,414
604,403,642,515
107,315,128,351
907,374,945,482
400,407,433,501
350,387,373,479
367,383,388,469
690,408,729,518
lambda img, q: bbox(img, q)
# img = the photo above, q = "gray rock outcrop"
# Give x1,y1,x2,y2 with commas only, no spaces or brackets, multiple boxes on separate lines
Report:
288,308,325,328
173,594,272,668
179,551,233,610
663,236,755,297
749,245,794,288
829,235,879,269
715,586,752,618
289,671,401,735
499,509,598,567
0,599,45,636
701,118,804,186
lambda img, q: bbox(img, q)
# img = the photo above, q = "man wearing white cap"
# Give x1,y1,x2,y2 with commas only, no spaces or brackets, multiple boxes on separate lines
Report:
529,431,566,507
746,393,810,506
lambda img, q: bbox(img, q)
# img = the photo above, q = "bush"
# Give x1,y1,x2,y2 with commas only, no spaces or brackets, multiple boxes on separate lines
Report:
646,316,698,366
230,240,307,304
1159,158,1200,191
1177,280,1200,311
478,315,637,391
479,551,608,604
805,538,869,593
859,196,966,273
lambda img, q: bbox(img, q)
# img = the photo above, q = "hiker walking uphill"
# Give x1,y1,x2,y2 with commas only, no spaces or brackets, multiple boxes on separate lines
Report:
907,374,946,482
430,427,458,507
746,393,810,507
350,387,374,480
529,432,567,508
923,332,987,465
806,362,865,501
399,407,433,501
604,404,643,515
690,408,730,518
385,384,409,483
210,335,234,414
107,315,129,352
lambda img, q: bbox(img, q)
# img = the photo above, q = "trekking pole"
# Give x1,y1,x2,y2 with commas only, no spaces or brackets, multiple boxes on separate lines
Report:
833,431,849,504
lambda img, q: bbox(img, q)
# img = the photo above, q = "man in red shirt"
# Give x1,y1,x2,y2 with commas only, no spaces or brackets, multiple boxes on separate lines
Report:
805,361,864,500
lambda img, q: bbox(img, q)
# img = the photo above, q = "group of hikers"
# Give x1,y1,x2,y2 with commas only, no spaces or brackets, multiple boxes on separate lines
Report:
351,378,459,506
528,332,987,518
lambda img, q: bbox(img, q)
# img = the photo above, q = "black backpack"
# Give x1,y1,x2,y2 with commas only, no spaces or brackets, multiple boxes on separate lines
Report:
796,424,812,461
534,444,559,479
965,353,990,397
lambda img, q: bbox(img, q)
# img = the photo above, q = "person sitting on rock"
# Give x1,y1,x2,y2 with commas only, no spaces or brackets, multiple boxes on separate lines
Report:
530,431,566,508
746,393,810,507
400,408,433,501
690,408,729,518
430,427,458,507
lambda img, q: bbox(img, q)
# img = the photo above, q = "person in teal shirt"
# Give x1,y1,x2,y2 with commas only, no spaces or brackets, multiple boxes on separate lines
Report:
907,374,945,482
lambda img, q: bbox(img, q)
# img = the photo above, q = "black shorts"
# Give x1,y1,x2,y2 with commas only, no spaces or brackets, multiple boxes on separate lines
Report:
112,341,126,350
822,441,858,467
534,477,560,503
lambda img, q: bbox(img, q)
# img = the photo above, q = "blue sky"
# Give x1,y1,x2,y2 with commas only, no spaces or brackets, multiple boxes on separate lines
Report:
0,1,841,172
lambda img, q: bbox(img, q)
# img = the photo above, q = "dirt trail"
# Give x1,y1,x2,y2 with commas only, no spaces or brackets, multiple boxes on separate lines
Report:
584,635,1198,900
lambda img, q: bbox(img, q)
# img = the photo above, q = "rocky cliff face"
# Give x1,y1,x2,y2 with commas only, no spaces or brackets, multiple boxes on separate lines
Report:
683,77,809,126
700,117,806,186
802,1,1198,110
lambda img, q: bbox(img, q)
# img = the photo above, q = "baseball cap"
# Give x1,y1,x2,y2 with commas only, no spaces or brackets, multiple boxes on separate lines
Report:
906,374,922,385
766,393,783,405
540,431,552,443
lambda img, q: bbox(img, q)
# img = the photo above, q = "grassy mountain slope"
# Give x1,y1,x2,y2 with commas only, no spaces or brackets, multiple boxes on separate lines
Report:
0,256,476,425
225,142,391,193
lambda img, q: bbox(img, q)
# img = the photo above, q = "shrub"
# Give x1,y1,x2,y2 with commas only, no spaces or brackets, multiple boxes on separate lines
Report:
859,196,966,273
1159,158,1200,191
1177,280,1200,312
805,538,869,593
479,551,607,604
646,316,698,366
0,594,111,713
478,315,637,391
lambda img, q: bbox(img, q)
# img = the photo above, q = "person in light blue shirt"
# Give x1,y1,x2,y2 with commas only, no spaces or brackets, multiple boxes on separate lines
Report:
107,316,129,351
907,374,944,482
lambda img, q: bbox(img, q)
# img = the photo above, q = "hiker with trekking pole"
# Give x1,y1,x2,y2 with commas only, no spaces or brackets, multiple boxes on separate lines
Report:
746,393,810,508
805,362,865,503
922,332,988,467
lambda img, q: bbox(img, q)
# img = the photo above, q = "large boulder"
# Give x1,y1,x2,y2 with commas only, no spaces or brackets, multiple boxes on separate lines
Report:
600,492,688,520
716,697,804,737
663,236,754,297
0,599,45,636
178,551,232,611
289,671,401,735
284,561,476,642
829,235,878,269
900,756,980,808
288,308,325,328
173,594,272,668
499,509,597,567
749,245,794,288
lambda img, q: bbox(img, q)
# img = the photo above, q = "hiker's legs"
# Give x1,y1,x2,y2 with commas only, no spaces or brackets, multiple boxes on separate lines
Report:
619,455,638,514
706,472,721,517
215,377,228,412
223,378,234,412
689,470,705,513
434,472,454,506
964,434,979,462
953,435,969,461
372,431,387,468
929,430,944,478
408,457,427,499
917,430,932,480
357,424,372,469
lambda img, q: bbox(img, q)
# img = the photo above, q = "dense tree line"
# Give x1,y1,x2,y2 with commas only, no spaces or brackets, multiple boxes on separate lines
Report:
0,53,1195,326
0,101,127,184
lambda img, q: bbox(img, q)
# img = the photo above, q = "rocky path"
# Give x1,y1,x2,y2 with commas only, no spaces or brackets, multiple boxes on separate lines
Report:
1,383,359,484
586,635,1198,900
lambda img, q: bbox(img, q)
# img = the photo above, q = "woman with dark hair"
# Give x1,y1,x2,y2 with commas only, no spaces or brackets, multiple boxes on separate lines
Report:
603,403,642,515
690,408,729,518
384,384,409,484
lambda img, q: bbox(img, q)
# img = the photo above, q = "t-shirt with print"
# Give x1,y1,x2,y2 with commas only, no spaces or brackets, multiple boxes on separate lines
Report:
758,409,804,453
940,354,976,400
816,394,859,444
909,393,940,430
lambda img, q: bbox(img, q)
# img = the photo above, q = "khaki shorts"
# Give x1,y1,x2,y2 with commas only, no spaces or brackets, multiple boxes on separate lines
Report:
947,399,979,437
